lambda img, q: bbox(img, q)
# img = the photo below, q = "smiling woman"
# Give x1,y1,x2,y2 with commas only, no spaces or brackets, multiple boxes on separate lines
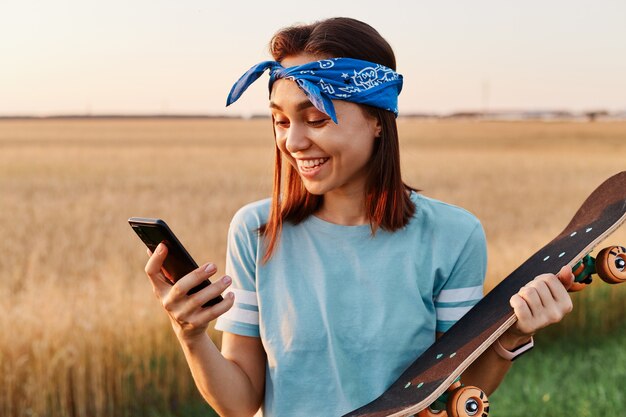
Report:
141,17,575,417
227,20,413,262
270,78,381,215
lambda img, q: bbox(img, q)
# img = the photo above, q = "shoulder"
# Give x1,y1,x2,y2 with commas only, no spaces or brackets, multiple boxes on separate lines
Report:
230,198,272,230
411,192,482,235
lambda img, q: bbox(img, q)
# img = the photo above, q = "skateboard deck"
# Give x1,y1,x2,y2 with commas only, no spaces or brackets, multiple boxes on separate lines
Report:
344,171,626,417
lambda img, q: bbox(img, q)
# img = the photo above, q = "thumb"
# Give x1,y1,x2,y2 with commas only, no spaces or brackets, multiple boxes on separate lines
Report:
145,243,174,296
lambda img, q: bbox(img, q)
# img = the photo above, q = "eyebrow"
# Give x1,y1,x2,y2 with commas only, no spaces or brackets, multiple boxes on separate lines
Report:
269,100,315,112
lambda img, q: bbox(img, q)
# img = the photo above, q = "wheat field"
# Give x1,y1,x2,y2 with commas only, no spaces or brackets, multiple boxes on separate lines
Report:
1,118,625,416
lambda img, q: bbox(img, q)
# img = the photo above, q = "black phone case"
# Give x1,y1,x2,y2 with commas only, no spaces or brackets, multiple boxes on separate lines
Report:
128,217,223,307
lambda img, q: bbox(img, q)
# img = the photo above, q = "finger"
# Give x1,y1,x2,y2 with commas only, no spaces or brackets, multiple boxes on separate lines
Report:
175,262,219,295
532,272,573,312
510,293,533,322
181,275,232,313
198,291,236,322
541,274,574,316
556,265,575,290
510,294,536,336
144,243,173,296
542,272,572,301
517,284,543,317
526,276,554,307
171,292,236,334
147,247,153,257
523,274,573,327
167,263,219,310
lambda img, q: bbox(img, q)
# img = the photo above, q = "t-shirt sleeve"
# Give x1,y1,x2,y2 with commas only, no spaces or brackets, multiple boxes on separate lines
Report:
214,209,261,337
434,222,487,333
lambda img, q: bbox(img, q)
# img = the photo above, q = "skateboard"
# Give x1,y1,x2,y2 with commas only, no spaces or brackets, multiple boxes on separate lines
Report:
344,171,626,417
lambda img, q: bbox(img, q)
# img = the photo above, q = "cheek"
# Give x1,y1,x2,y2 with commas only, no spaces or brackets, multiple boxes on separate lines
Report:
344,135,376,164
274,128,287,153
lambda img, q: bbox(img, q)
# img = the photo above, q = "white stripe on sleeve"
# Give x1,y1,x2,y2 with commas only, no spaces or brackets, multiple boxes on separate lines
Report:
435,285,483,303
220,306,260,325
436,306,473,322
225,288,258,306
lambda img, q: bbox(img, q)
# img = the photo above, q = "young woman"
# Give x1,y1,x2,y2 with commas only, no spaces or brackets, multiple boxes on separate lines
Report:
144,17,574,417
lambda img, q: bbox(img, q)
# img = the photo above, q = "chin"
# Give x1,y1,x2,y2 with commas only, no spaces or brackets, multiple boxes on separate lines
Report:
303,186,326,196
301,181,330,196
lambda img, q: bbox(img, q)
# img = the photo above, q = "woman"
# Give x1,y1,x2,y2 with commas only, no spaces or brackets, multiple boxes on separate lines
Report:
144,17,574,416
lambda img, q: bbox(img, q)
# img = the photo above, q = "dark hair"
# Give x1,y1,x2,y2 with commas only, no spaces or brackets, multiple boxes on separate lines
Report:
262,17,415,263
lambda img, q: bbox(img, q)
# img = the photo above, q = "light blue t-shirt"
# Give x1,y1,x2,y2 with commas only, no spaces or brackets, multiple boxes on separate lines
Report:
215,192,487,416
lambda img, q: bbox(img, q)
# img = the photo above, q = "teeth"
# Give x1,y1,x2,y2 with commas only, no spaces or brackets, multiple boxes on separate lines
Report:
300,158,328,168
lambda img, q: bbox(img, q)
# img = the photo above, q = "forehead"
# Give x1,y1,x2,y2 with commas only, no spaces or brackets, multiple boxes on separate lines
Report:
269,78,309,109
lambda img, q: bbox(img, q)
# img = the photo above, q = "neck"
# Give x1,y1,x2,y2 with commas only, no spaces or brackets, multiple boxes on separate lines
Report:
315,189,368,226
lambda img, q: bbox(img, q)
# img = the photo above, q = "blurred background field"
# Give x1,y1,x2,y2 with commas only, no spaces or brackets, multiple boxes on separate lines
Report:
0,118,625,416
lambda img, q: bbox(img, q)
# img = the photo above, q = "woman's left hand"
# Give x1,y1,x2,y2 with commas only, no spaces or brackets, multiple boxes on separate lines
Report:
501,266,574,347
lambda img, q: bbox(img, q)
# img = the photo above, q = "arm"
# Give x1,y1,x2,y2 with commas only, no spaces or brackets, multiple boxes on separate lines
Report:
461,265,574,395
145,243,265,416
179,332,266,416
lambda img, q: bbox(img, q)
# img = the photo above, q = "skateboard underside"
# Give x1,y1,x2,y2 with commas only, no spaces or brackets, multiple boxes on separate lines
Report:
345,171,626,417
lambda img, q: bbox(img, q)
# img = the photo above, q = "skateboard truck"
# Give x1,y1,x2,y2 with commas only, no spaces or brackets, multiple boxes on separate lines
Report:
570,245,626,292
570,254,595,291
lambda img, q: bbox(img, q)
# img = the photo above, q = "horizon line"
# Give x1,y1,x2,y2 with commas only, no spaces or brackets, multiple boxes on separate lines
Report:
0,109,626,121
0,108,625,121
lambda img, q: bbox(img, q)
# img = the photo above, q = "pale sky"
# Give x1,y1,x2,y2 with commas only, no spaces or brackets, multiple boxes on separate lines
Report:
1,0,625,116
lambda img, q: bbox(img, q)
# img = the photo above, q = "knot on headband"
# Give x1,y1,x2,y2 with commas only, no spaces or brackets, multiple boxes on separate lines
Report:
226,58,403,123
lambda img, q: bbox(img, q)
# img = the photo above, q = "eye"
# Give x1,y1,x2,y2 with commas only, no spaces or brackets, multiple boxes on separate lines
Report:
307,118,329,127
273,118,289,128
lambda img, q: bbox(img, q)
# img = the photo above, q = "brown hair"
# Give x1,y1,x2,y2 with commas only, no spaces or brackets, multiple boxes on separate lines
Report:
261,17,415,263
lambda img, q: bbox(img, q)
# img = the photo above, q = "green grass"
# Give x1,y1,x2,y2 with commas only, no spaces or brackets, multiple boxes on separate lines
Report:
123,400,217,417
130,331,626,417
120,329,626,417
115,357,218,417
490,324,626,416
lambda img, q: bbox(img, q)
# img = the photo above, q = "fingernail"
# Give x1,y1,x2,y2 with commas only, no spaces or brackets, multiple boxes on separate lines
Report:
157,243,165,255
223,276,232,285
204,263,216,273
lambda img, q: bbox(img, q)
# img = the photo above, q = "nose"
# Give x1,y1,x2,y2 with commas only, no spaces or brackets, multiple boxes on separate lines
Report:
284,123,312,154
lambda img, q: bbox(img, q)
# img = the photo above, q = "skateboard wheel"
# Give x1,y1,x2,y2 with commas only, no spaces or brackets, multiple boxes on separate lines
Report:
596,246,626,284
446,386,489,417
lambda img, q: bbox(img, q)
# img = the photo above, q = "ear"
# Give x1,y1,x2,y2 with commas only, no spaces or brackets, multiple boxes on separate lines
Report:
372,116,382,138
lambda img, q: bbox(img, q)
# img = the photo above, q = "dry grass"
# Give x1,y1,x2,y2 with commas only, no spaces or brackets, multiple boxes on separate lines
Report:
0,118,625,416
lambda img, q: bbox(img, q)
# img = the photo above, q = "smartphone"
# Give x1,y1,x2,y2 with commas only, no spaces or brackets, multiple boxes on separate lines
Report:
128,217,223,307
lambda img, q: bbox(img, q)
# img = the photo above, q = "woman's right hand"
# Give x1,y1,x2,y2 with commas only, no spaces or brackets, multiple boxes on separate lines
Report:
144,242,235,342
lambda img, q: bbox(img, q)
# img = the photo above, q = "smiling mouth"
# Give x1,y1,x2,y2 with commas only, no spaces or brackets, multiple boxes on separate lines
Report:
297,158,330,171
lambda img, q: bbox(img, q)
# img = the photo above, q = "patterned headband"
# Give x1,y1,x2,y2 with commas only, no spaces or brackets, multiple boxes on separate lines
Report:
226,57,403,123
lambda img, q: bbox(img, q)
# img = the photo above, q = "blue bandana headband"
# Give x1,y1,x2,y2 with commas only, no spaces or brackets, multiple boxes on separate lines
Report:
226,58,403,123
